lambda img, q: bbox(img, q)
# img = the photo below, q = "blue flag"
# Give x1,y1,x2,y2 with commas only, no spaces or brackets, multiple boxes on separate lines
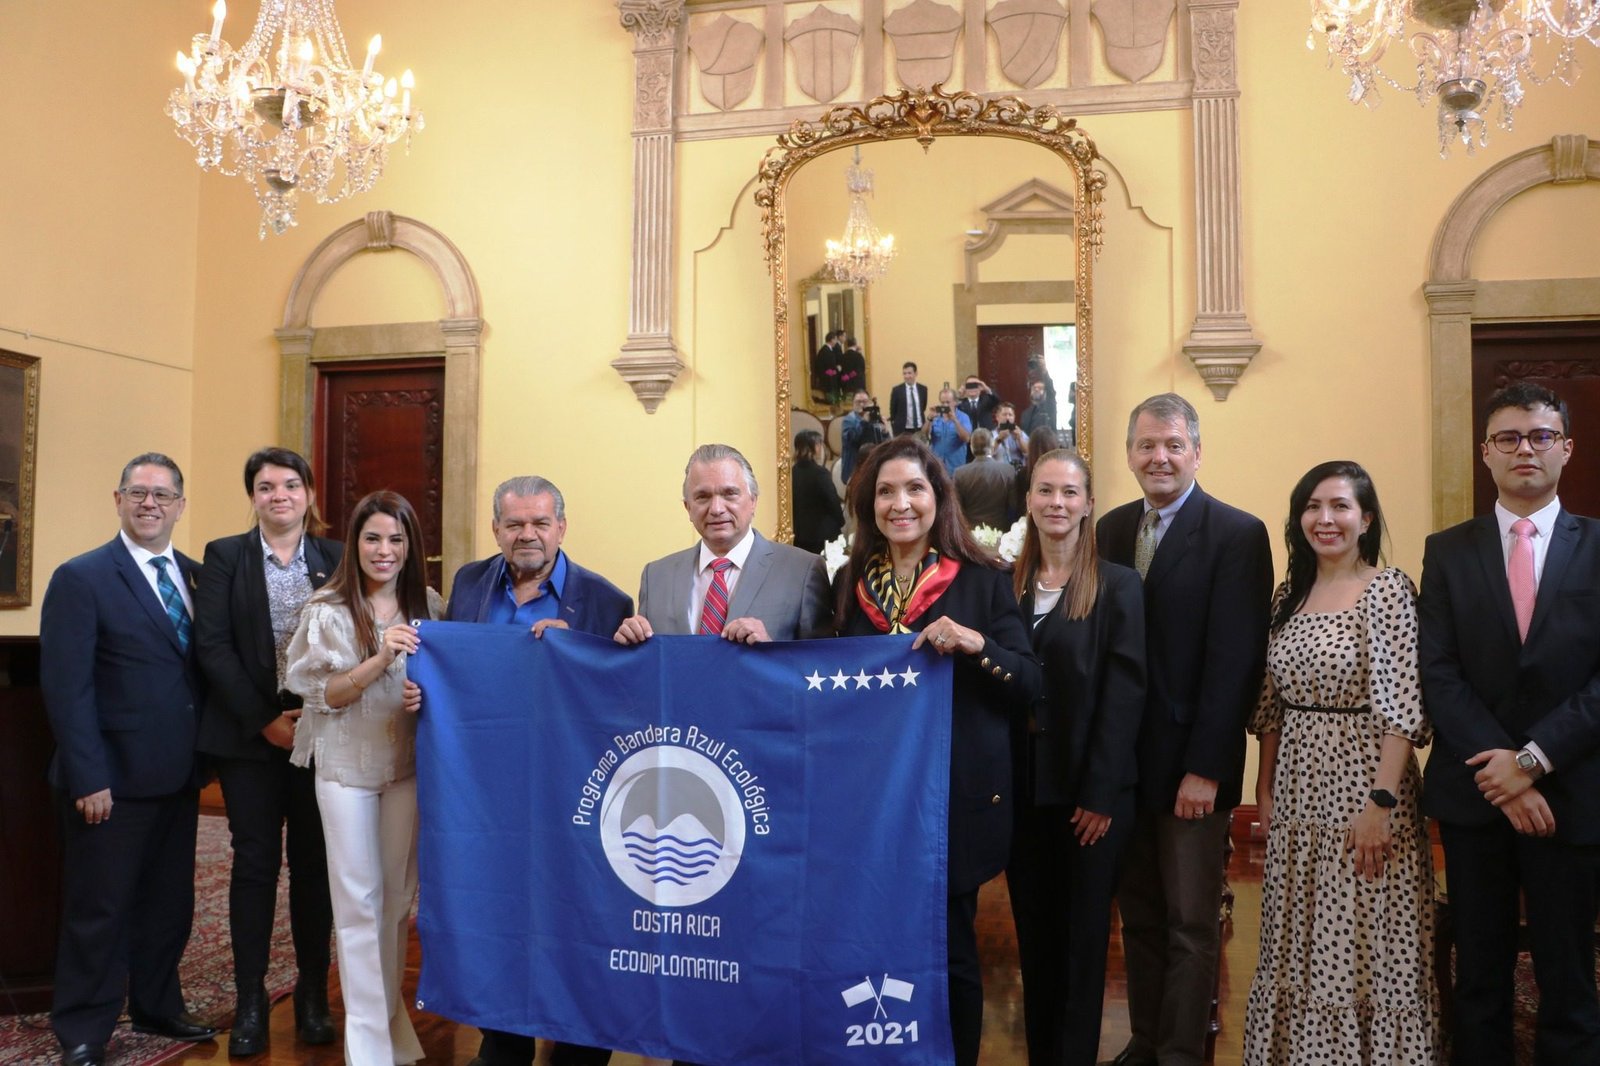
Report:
410,624,955,1064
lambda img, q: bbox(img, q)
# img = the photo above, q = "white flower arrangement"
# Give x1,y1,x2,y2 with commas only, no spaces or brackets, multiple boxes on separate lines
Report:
821,531,852,581
996,515,1028,563
970,524,1002,549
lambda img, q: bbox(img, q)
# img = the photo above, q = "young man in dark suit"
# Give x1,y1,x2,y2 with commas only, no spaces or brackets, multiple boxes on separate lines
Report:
1095,394,1272,1066
40,453,218,1066
889,361,929,436
446,474,633,1066
1420,381,1600,1065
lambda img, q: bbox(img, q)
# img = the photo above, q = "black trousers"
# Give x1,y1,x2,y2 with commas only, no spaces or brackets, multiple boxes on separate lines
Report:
51,788,198,1048
1439,819,1600,1066
948,887,984,1066
475,1029,613,1066
1008,790,1135,1066
214,756,332,985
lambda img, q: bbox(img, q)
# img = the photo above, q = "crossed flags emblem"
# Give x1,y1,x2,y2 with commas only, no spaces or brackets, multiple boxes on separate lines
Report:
840,974,916,1019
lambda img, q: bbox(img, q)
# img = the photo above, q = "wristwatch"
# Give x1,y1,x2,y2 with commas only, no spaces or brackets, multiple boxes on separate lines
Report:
1515,748,1546,780
1368,788,1398,809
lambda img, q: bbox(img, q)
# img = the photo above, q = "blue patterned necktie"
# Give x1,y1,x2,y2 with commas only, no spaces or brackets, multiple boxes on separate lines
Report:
149,556,193,652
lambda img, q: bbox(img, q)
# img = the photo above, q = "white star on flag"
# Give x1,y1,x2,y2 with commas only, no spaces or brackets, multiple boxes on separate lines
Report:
853,670,872,689
805,671,824,691
876,668,897,687
830,670,850,689
899,665,920,687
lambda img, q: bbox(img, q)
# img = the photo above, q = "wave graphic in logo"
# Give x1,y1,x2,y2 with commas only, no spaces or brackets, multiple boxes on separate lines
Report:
600,749,745,906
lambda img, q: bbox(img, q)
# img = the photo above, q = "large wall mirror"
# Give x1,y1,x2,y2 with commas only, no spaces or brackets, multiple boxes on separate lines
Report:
758,87,1105,540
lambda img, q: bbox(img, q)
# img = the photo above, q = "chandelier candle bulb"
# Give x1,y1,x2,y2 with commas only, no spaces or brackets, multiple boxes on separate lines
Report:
362,35,380,80
401,70,413,115
209,0,225,46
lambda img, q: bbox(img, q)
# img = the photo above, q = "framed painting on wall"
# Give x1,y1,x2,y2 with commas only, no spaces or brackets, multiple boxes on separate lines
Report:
0,349,40,608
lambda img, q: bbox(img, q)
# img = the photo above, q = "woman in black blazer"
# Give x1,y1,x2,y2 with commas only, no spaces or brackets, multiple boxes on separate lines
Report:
1007,448,1146,1066
834,435,1040,1066
194,447,342,1056
791,429,844,554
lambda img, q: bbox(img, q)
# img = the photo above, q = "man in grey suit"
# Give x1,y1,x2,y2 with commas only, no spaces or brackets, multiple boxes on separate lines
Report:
614,443,831,646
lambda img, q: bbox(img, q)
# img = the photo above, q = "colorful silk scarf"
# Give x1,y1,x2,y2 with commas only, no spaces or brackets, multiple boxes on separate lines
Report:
855,549,960,633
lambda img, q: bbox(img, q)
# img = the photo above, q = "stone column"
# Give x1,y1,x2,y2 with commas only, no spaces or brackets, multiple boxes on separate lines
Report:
1181,0,1261,400
614,0,687,413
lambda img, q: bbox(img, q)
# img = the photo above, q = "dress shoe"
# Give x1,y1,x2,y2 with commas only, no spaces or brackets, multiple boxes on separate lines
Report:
293,978,337,1045
60,1044,105,1066
128,1010,219,1042
228,981,268,1056
1098,1050,1156,1066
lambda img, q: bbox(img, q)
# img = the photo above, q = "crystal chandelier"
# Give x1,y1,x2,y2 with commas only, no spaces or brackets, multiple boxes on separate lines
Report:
167,0,424,238
1308,0,1600,154
824,147,897,288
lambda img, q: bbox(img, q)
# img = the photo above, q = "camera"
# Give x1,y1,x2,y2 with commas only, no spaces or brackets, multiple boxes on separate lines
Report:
934,404,950,416
865,404,882,423
998,421,1016,432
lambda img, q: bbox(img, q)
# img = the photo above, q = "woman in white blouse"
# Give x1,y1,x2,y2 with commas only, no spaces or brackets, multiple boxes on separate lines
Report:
286,490,442,1066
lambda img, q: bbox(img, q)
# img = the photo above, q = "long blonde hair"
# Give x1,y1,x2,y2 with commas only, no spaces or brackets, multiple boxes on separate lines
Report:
1012,449,1101,620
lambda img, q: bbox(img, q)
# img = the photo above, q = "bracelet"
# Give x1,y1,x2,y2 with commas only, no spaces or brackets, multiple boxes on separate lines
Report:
346,670,367,692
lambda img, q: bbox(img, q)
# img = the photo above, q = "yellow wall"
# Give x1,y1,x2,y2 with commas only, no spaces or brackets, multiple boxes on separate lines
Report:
7,5,1600,794
0,4,202,634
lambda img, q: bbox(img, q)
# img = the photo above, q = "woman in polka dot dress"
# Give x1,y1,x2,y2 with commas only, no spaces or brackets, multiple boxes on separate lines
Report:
1245,460,1441,1065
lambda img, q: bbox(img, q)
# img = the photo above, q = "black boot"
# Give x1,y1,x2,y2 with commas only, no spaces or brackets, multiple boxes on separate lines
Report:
294,976,336,1045
228,980,268,1057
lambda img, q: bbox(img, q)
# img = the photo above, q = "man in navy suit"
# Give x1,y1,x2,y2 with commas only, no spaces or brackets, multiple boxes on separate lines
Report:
1095,395,1272,1066
1420,381,1600,1065
41,453,218,1066
448,475,633,1066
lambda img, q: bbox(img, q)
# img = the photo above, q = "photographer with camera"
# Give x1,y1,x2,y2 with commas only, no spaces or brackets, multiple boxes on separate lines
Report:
840,390,889,484
927,386,973,474
993,402,1031,469
958,376,1001,431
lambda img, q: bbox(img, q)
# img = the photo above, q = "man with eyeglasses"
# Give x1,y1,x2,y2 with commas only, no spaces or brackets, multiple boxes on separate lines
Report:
1420,381,1600,1063
39,453,217,1066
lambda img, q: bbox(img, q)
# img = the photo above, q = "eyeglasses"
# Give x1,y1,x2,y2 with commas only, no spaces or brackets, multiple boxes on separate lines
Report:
120,487,183,505
1485,429,1565,453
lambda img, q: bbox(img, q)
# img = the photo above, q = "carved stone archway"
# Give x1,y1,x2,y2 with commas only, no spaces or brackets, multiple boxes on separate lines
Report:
1426,135,1600,527
276,211,485,589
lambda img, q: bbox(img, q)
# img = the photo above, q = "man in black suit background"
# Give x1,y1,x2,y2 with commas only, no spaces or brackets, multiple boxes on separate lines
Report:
1420,381,1600,1064
41,453,218,1066
889,360,929,436
447,474,633,1066
1095,394,1272,1066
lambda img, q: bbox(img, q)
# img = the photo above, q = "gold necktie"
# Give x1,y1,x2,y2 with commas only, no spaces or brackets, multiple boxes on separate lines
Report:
1134,508,1160,578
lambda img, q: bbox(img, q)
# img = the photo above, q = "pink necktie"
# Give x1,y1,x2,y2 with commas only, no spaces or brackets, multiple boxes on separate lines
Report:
697,558,734,635
1508,518,1536,642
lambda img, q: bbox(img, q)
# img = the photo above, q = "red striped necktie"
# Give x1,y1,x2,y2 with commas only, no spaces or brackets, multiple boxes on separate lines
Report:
697,558,735,635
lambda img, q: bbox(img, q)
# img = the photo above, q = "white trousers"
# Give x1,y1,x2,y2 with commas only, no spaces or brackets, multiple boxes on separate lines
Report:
315,775,422,1066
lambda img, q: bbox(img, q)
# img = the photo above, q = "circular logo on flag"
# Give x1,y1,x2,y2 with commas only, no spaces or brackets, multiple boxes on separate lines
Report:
599,745,746,906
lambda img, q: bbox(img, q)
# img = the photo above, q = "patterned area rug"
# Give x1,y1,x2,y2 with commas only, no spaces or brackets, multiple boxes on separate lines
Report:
0,813,297,1066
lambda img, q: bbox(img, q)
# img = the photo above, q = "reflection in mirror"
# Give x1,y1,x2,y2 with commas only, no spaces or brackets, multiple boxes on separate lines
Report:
798,274,869,415
758,88,1105,540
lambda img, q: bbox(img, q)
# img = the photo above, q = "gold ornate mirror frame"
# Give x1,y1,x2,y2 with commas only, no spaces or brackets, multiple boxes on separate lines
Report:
756,86,1106,542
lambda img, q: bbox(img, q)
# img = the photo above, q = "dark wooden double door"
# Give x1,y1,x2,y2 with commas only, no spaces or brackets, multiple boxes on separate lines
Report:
314,360,446,590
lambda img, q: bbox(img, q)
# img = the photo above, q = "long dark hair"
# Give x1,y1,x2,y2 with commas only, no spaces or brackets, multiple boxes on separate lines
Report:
1272,460,1385,632
1013,449,1101,619
318,491,431,657
242,446,327,534
835,436,1001,629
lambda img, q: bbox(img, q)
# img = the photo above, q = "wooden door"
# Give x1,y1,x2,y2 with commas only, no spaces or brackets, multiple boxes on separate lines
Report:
977,325,1043,409
314,360,446,589
1471,321,1600,519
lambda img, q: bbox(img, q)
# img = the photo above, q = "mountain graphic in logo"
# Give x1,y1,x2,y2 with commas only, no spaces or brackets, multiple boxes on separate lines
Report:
618,767,726,887
600,746,746,906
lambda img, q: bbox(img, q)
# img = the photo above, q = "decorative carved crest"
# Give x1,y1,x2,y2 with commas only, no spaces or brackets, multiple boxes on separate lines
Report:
988,0,1069,90
884,0,964,90
1091,0,1175,83
1189,6,1236,93
689,14,764,111
784,6,861,104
